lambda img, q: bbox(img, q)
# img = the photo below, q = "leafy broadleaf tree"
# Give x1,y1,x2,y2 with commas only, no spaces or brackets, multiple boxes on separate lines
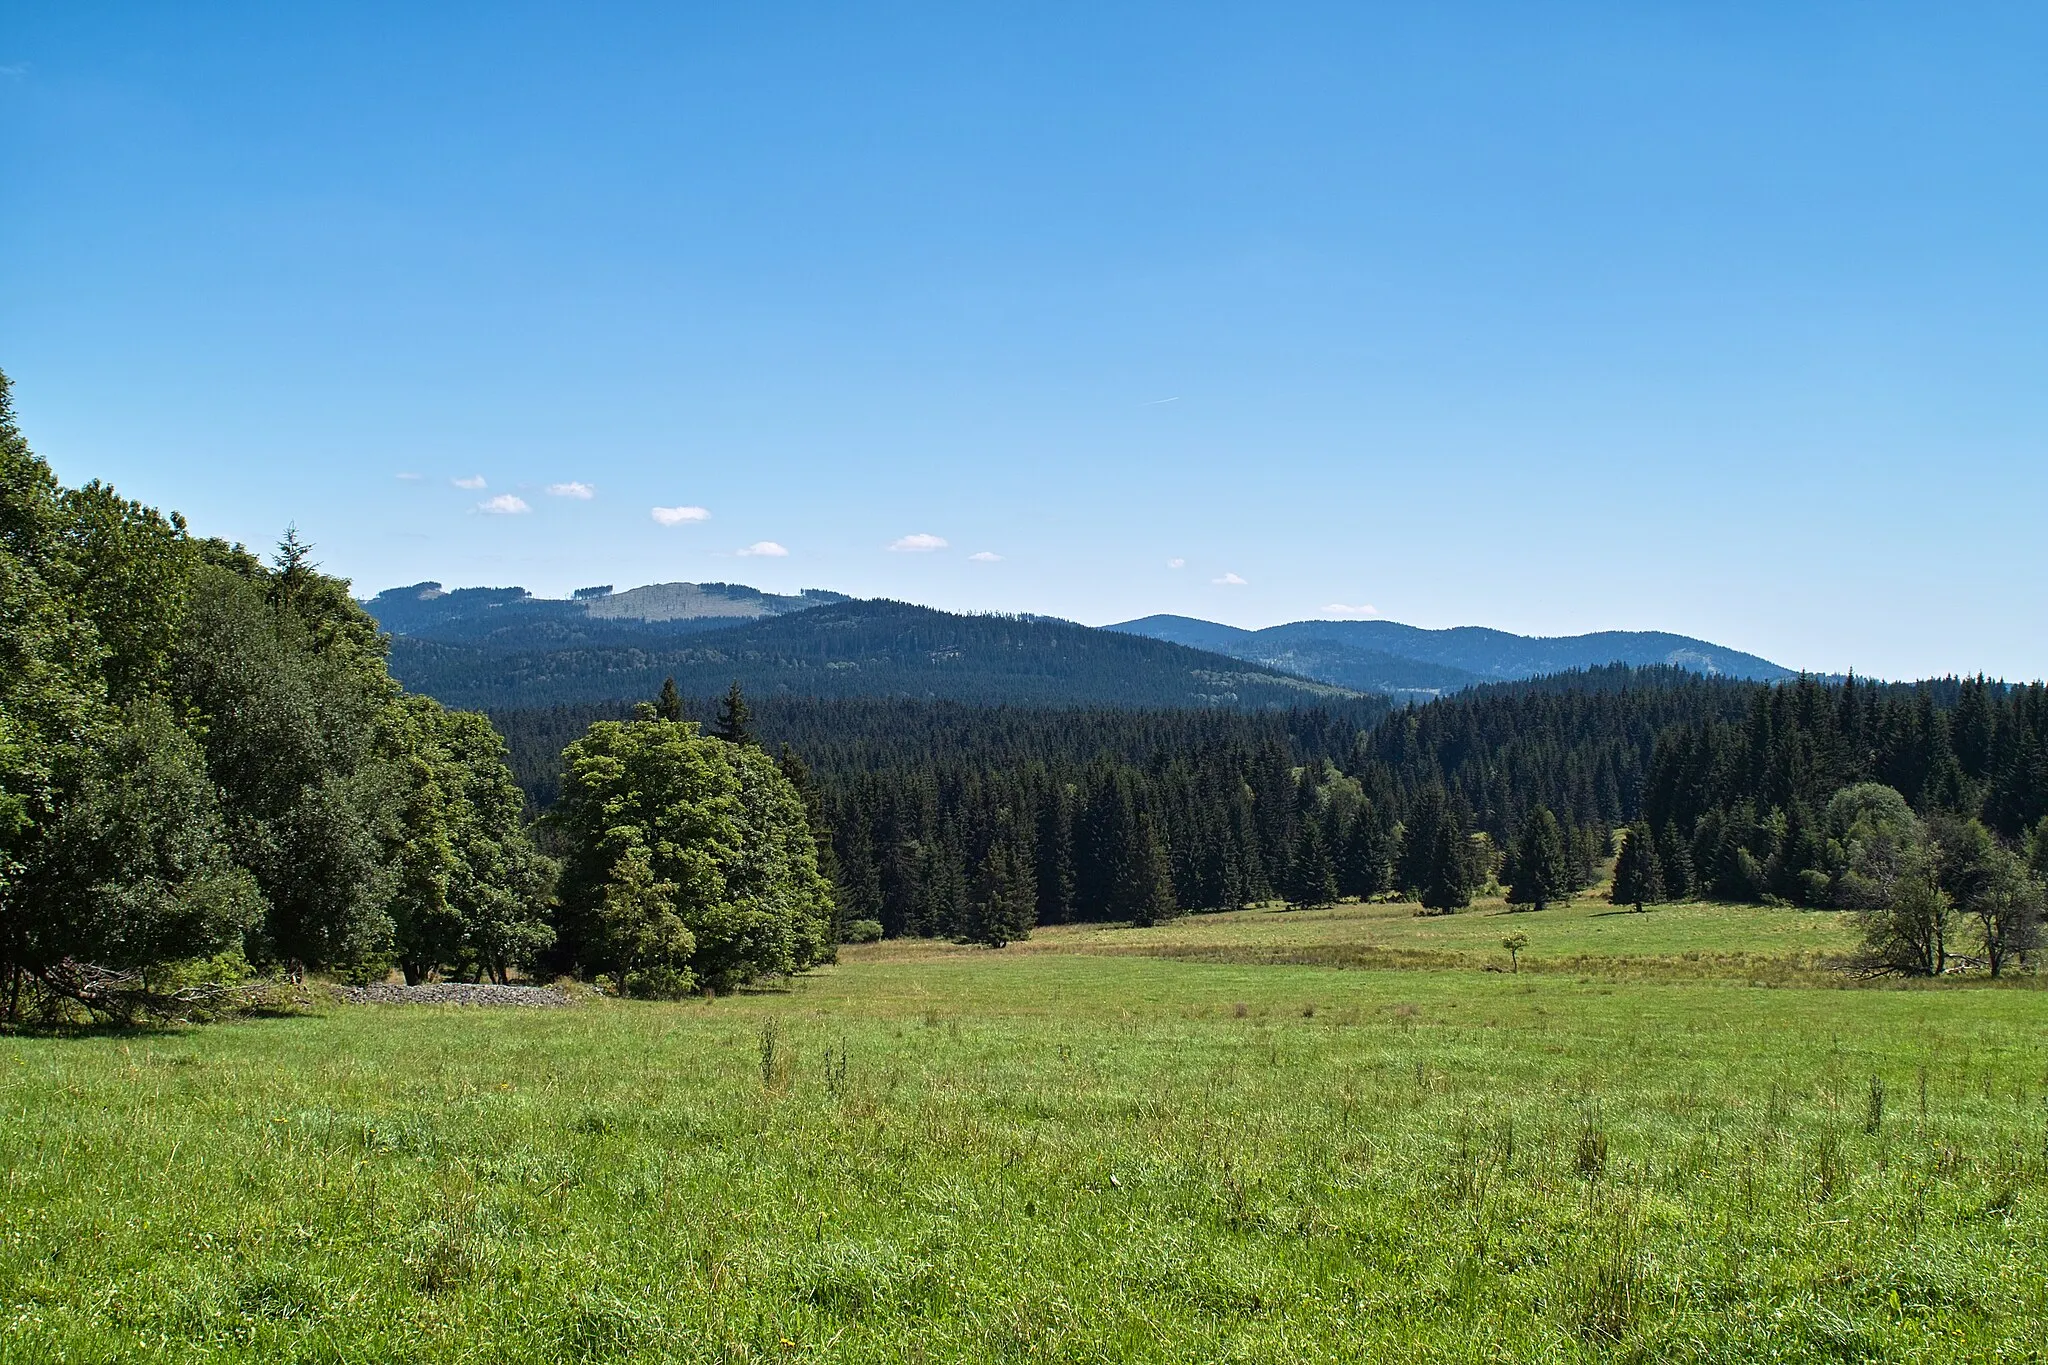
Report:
1859,870,1953,978
593,838,695,998
8,699,264,1019
173,560,398,975
552,712,833,992
1959,845,2042,978
383,696,556,984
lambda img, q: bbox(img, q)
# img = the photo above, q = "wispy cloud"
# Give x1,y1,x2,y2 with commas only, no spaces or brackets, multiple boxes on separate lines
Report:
480,494,531,515
1166,557,1186,569
888,533,948,553
0,64,28,80
395,472,424,482
452,475,486,490
1322,603,1379,619
651,505,711,526
737,541,788,557
968,551,1002,562
1213,571,1247,586
547,481,595,499
1141,396,1181,406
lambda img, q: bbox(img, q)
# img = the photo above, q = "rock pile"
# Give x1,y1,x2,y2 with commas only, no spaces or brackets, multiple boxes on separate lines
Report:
334,982,573,1008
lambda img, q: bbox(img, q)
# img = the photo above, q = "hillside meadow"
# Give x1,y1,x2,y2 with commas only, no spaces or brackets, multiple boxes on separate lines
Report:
4,898,2046,1363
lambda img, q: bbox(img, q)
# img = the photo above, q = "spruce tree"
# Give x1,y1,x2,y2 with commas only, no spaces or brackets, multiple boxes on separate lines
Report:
714,680,754,745
1131,810,1177,926
1506,806,1570,911
965,816,1035,947
1337,804,1390,899
1289,816,1338,906
1417,804,1473,914
655,676,685,723
1654,823,1695,899
779,746,843,938
1610,821,1663,912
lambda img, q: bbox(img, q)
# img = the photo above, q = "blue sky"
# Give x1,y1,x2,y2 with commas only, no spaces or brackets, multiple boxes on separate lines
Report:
3,2,2044,679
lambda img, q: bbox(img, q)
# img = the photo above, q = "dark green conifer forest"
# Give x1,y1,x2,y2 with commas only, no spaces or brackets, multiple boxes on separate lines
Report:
490,665,2048,962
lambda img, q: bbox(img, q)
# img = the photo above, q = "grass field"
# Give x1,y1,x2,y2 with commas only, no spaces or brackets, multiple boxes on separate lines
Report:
4,897,2046,1362
871,893,1867,985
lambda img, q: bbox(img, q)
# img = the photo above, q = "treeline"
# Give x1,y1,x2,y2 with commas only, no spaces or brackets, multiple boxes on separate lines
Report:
1630,674,2048,910
0,372,832,1020
490,666,2048,957
0,370,557,1020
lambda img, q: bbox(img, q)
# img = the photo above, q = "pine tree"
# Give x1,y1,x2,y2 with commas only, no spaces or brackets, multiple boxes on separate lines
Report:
1610,821,1663,912
714,680,754,745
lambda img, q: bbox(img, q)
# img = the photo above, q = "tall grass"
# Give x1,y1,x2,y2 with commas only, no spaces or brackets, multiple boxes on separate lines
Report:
1,951,2045,1361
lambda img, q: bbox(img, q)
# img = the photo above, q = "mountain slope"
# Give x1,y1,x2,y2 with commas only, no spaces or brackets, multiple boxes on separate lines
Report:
1106,615,1791,698
385,598,1378,713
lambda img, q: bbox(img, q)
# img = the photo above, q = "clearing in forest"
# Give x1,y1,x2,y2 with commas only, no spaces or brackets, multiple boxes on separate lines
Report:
2,902,2043,1363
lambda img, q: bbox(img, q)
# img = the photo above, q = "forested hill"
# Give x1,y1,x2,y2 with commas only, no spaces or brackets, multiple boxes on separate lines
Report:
1107,615,1793,698
387,599,1372,712
365,579,847,647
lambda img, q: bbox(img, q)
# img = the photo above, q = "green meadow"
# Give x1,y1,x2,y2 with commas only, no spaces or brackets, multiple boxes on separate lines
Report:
4,900,2046,1363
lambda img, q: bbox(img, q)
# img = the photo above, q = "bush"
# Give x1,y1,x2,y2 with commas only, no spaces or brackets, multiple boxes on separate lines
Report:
841,918,884,944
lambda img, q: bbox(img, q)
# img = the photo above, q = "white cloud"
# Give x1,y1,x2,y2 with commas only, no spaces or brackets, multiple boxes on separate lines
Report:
888,533,948,552
547,481,595,499
737,541,789,557
1213,572,1247,586
395,472,423,482
1166,557,1186,569
452,475,487,490
968,551,1002,562
1322,603,1379,619
479,494,530,515
651,505,711,526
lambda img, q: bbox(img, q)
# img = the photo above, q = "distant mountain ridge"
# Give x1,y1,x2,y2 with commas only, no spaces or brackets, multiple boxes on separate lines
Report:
1106,615,1792,699
376,594,1375,714
365,578,1793,711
